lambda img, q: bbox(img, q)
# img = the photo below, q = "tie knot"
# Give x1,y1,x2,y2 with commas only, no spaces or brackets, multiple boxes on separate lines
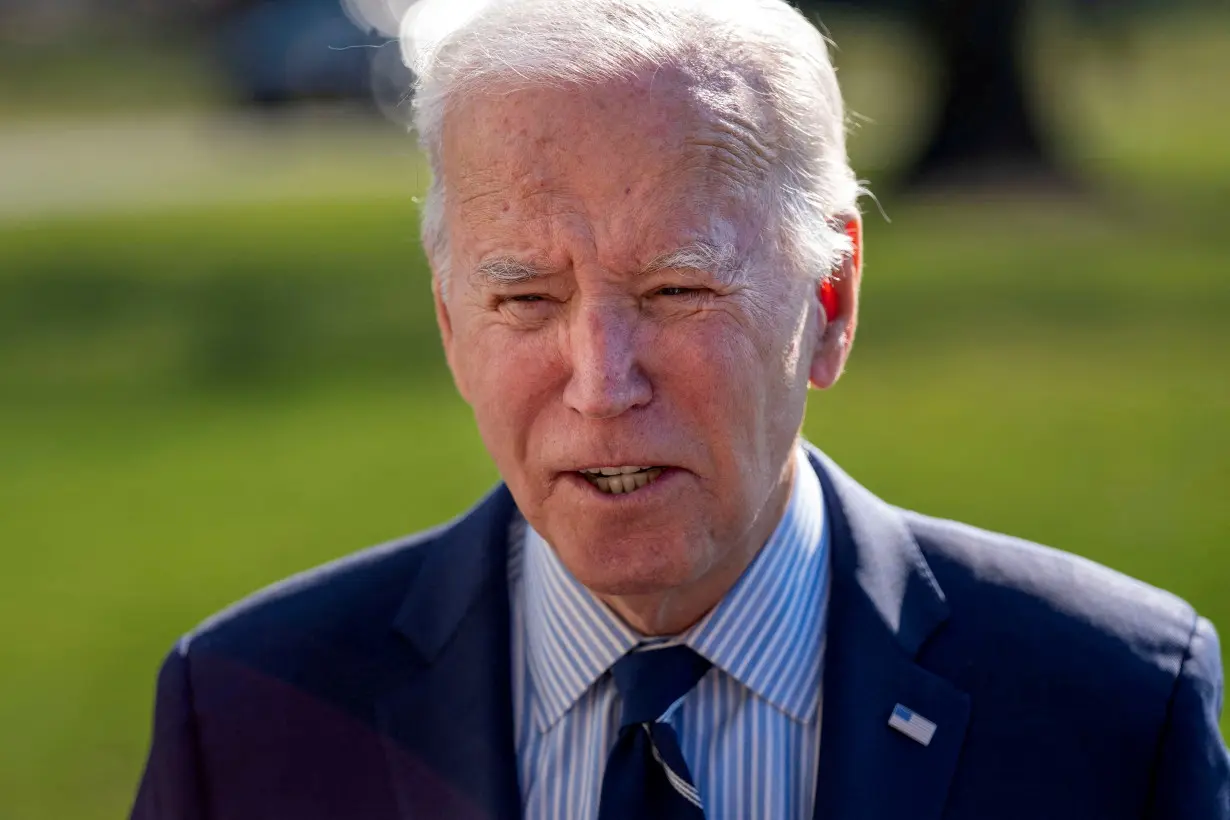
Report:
609,644,712,727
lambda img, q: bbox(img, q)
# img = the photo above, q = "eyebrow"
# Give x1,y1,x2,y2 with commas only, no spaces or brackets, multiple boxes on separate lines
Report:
470,241,745,288
642,241,745,285
470,257,550,288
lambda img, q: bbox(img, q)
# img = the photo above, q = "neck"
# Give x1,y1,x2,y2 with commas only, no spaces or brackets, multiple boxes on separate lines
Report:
598,456,798,636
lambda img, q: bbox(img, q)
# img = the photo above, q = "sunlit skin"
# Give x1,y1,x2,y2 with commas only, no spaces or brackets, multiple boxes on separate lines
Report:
432,64,862,635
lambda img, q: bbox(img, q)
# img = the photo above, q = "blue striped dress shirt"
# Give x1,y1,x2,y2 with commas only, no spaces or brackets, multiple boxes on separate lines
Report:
508,446,830,820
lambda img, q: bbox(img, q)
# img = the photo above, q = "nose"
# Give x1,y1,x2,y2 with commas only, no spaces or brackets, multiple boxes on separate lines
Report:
562,301,652,419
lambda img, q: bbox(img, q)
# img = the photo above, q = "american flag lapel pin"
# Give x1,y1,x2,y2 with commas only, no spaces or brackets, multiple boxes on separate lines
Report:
888,703,937,747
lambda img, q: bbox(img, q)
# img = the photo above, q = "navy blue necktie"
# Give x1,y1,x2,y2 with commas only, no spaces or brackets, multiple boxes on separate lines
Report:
597,645,712,820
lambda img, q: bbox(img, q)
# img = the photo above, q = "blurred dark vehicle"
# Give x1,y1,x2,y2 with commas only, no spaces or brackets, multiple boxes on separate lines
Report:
196,0,403,108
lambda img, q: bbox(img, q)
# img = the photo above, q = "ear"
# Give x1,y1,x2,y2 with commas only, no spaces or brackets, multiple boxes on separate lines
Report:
809,215,862,390
432,273,471,404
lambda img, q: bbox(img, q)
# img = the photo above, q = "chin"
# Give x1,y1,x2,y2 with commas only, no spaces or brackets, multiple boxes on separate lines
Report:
555,533,702,598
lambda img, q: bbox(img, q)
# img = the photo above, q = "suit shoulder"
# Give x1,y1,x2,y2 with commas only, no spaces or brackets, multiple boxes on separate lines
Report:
902,510,1201,688
176,483,515,673
182,521,451,658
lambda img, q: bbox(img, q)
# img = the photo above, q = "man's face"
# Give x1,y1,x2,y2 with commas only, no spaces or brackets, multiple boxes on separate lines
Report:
434,69,834,602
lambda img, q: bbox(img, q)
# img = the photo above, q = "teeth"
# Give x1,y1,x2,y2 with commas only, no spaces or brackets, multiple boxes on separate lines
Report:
584,467,664,495
584,466,648,476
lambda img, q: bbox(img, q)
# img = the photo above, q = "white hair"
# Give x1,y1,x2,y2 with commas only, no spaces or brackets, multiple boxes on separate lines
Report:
401,0,861,290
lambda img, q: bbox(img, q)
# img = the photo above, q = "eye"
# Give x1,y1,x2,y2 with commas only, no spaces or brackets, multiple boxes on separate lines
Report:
654,286,703,298
497,292,557,324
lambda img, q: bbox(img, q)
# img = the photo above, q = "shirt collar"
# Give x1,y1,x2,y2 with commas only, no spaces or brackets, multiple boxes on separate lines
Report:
682,446,828,722
522,446,829,729
522,522,638,730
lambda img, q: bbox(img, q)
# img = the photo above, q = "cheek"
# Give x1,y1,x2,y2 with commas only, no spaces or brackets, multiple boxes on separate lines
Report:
648,312,806,469
456,325,563,462
651,311,780,391
646,316,769,440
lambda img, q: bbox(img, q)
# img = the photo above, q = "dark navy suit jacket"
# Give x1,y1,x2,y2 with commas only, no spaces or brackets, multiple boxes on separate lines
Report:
132,447,1230,819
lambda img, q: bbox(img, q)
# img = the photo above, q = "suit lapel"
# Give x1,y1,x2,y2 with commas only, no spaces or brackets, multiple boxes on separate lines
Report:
377,486,523,820
807,447,971,820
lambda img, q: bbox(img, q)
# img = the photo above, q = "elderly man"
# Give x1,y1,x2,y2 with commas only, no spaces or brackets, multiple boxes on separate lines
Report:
131,0,1229,818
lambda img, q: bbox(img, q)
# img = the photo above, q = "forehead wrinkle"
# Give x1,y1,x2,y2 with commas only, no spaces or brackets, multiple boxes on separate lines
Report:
673,64,778,183
677,114,775,194
700,116,774,171
654,114,774,208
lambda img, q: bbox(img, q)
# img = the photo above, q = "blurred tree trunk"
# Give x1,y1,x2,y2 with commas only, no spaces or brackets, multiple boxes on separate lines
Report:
905,0,1068,189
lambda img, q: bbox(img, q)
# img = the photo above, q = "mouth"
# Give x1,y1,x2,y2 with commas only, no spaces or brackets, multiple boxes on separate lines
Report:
577,465,667,495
